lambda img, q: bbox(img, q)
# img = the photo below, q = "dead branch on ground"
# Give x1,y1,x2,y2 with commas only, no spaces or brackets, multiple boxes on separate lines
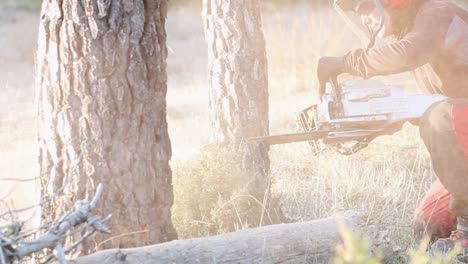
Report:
0,184,111,264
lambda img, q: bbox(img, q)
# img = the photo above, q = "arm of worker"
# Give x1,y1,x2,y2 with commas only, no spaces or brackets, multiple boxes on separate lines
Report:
343,4,452,78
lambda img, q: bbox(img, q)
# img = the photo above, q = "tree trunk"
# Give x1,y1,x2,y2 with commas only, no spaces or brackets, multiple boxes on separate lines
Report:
68,212,376,264
202,0,282,224
202,0,269,147
36,0,176,253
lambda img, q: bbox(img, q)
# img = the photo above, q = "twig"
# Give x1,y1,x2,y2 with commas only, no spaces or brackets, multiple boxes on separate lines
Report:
0,229,17,246
42,229,96,264
0,185,15,201
89,184,103,209
260,179,273,227
0,185,66,219
0,200,16,224
14,225,45,242
0,241,6,264
55,244,66,264
10,184,111,262
92,229,149,252
231,202,245,230
65,229,95,254
213,194,273,225
0,183,111,263
190,220,214,225
68,214,112,238
42,230,94,264
0,176,40,182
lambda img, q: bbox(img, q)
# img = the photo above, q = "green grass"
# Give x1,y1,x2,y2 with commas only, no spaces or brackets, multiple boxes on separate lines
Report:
0,0,42,11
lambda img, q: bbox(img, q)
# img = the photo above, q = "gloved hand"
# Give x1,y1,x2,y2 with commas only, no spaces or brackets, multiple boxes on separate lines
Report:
317,56,344,95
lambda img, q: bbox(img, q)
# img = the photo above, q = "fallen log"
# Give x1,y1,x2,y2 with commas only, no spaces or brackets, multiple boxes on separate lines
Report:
70,211,381,264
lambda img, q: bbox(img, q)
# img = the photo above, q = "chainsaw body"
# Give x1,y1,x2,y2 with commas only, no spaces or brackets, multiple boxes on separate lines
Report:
250,79,447,154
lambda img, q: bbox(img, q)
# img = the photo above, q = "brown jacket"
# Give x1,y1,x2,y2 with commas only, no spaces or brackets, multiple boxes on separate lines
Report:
343,0,468,98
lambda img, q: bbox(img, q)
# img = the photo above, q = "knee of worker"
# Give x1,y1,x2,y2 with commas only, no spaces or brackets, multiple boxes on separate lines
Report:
419,100,452,146
413,180,456,241
412,216,452,242
413,208,456,242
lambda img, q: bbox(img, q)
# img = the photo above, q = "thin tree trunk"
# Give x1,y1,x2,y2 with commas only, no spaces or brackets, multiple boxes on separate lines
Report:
36,0,176,254
202,0,283,224
202,0,269,147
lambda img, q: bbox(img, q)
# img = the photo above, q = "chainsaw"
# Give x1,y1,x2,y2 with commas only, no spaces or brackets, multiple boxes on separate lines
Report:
248,79,447,155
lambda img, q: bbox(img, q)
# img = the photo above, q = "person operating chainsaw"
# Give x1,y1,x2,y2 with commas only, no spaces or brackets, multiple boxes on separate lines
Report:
318,0,468,252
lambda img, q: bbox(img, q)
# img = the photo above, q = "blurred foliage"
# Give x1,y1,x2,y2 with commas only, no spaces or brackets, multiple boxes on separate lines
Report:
18,0,41,10
334,225,383,264
171,145,270,239
407,240,462,264
334,226,467,264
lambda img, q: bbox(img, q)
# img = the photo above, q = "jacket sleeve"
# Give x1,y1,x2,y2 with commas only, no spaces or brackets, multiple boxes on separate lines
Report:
343,4,452,78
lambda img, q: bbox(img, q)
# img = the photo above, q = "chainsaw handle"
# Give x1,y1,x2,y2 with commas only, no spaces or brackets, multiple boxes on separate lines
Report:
330,79,342,102
320,79,342,102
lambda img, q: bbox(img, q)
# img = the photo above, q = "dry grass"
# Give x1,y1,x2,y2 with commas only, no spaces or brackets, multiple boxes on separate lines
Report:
270,127,433,247
167,3,434,256
172,145,271,238
0,2,444,260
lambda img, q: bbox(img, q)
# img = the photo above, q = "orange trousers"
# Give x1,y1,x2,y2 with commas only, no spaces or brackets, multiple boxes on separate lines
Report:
415,100,468,240
413,179,456,241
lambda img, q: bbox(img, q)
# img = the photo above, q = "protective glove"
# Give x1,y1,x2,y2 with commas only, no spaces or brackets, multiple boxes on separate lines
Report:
317,56,344,95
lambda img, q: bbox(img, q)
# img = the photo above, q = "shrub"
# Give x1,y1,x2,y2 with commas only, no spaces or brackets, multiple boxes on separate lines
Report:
172,145,270,238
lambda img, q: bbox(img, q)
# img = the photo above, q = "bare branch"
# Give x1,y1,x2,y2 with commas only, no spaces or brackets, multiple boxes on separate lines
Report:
42,215,112,264
55,244,66,264
0,186,15,201
65,229,95,254
92,229,148,252
42,230,95,264
0,184,111,263
68,214,112,238
0,232,15,247
89,184,103,209
0,241,6,264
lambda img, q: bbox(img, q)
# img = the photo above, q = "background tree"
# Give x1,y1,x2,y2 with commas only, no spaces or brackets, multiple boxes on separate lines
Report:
202,0,283,223
36,0,176,253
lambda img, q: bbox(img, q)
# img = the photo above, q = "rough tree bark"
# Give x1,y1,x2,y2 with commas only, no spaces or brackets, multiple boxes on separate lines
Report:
69,212,380,264
202,0,282,224
36,0,176,253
